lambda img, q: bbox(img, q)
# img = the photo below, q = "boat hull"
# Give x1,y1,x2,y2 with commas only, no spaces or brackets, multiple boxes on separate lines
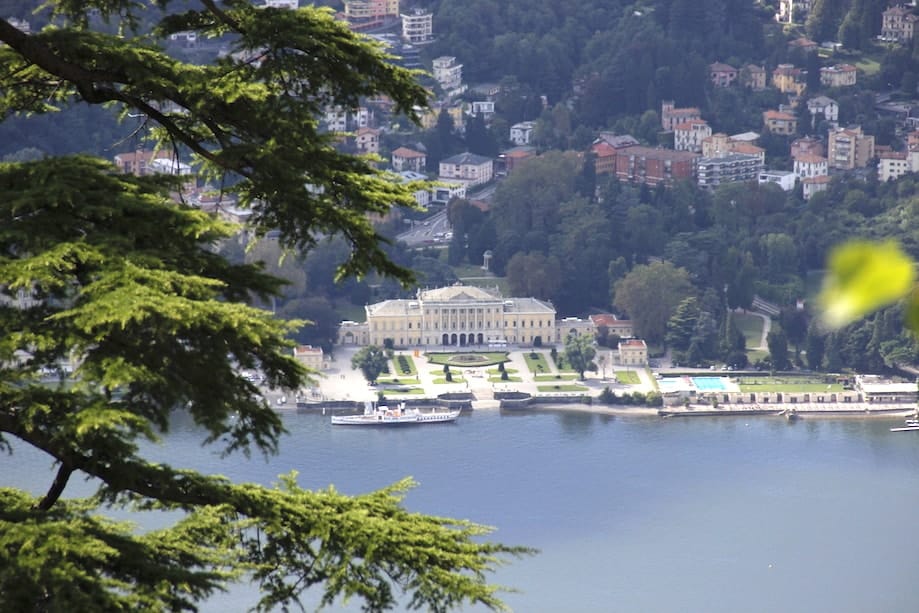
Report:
331,408,460,426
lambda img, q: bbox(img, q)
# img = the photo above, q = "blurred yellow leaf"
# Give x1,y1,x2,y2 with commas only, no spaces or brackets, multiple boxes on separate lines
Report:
819,240,914,329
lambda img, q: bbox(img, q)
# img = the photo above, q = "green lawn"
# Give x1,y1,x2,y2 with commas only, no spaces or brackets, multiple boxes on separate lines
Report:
615,371,640,385
732,312,764,349
738,376,844,393
392,354,417,376
425,352,508,367
376,376,419,385
432,376,466,384
488,375,522,383
523,352,551,374
381,388,425,396
487,367,519,375
536,384,588,392
534,373,579,381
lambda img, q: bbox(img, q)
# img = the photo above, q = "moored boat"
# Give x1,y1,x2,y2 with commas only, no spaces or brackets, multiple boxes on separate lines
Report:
331,401,460,426
890,418,919,432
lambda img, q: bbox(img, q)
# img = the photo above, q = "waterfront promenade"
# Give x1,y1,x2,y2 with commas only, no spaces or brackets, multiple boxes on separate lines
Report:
287,346,917,420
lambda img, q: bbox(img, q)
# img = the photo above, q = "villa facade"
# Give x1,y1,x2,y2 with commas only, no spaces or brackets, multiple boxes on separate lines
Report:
339,284,556,347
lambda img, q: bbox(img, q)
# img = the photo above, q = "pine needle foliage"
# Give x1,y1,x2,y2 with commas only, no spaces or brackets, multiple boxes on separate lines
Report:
0,3,531,611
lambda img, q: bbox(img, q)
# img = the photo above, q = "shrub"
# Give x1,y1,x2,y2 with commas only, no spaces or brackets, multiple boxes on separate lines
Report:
501,370,509,381
599,387,615,404
445,371,453,382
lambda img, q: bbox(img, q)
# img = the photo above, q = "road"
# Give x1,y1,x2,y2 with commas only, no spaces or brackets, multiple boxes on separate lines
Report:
396,209,450,247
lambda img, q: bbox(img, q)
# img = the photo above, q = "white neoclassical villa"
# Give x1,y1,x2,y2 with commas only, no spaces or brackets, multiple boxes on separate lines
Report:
338,284,556,348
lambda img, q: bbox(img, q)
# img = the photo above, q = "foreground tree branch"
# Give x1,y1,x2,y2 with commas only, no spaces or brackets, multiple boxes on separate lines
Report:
0,3,530,610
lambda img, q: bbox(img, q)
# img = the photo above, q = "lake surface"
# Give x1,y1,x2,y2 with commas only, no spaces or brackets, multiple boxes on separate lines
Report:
9,408,919,612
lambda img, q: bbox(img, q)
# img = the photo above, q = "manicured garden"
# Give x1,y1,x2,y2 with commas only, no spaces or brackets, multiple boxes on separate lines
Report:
425,352,508,367
523,351,551,374
615,371,640,385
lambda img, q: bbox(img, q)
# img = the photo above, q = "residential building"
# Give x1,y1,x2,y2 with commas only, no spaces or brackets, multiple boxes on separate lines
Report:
828,126,875,169
673,119,712,153
763,110,797,135
114,149,175,176
820,64,857,88
432,56,465,96
882,5,919,43
793,154,828,180
709,62,738,88
613,147,698,187
431,182,466,204
729,142,766,165
509,121,536,146
391,146,427,173
788,36,818,52
878,151,910,182
469,100,495,119
806,95,839,125
741,64,767,90
801,175,830,200
353,284,557,347
772,64,806,96
343,0,399,22
908,129,919,149
354,127,380,155
758,170,797,191
702,133,764,162
696,153,764,190
590,134,639,175
661,101,702,132
556,317,596,342
323,106,373,132
398,170,431,208
618,339,648,366
438,152,494,187
498,146,536,174
293,345,324,371
588,313,634,339
791,136,824,158
400,8,433,44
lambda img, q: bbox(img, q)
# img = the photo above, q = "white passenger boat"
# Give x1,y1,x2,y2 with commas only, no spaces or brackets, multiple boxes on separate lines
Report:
331,401,461,426
890,418,919,432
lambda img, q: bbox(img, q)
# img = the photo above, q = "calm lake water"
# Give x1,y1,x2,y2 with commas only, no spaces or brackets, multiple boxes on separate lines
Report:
9,408,919,612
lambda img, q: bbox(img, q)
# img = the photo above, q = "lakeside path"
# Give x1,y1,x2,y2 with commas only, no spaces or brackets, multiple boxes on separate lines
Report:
289,346,916,420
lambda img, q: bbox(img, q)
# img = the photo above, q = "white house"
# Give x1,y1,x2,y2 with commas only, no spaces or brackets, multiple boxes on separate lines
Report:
673,119,712,153
469,100,496,119
878,151,910,182
391,146,427,172
400,8,433,44
438,152,494,187
793,154,828,180
802,175,831,200
806,95,839,125
758,170,796,191
509,121,536,146
432,56,465,95
354,127,380,154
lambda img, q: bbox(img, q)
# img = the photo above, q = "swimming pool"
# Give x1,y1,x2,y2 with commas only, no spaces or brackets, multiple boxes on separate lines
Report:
691,376,730,392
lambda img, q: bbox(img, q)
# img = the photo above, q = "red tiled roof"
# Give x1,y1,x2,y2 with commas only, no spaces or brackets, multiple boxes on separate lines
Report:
392,146,425,158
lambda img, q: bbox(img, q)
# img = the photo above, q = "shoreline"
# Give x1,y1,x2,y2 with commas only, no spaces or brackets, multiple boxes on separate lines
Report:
293,398,916,420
